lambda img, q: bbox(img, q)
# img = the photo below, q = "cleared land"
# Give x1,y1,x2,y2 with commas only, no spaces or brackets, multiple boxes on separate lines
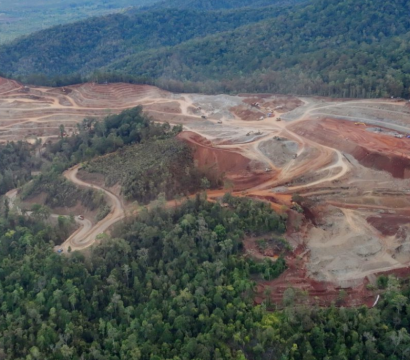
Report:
3,76,410,306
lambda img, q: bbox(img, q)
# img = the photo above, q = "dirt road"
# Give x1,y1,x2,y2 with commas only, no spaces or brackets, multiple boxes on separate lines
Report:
4,77,410,288
5,187,93,251
57,165,125,251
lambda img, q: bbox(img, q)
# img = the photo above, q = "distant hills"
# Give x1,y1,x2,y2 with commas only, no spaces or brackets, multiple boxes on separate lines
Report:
0,5,294,77
146,0,302,10
1,0,409,98
0,0,159,43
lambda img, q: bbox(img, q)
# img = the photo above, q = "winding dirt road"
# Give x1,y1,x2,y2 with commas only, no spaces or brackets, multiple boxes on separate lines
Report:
5,187,92,248
57,165,125,251
4,77,410,287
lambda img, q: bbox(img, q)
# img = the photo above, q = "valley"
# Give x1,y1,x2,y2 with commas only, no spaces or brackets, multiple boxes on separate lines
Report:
2,76,410,306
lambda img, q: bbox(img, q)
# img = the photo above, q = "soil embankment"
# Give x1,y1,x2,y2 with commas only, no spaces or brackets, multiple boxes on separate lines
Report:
178,131,272,190
290,118,410,178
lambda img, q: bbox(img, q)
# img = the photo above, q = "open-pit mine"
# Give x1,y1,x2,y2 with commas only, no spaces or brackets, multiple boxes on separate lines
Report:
2,76,410,306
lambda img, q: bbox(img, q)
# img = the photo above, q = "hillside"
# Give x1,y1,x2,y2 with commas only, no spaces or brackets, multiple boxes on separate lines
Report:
0,7,290,79
1,0,410,98
0,0,159,44
147,0,304,10
106,0,410,98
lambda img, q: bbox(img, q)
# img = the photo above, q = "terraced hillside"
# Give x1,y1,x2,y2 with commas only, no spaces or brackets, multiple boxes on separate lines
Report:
3,76,410,306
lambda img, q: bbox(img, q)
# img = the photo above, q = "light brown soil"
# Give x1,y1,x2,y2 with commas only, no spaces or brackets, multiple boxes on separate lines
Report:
239,94,304,113
5,77,410,307
290,118,410,178
230,106,265,121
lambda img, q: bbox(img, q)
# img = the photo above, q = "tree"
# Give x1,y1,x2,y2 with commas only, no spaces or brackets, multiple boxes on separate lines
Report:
4,198,9,218
59,124,65,139
200,177,210,191
31,203,51,221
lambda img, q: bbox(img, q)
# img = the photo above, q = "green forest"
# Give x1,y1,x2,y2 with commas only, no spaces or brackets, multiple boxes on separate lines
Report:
2,190,410,359
147,0,304,11
0,141,41,195
3,106,203,219
0,0,409,98
3,1,410,357
0,7,290,78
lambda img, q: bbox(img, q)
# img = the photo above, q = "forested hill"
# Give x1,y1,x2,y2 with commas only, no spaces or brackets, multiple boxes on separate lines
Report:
1,0,410,98
146,0,305,10
0,6,292,78
106,0,410,98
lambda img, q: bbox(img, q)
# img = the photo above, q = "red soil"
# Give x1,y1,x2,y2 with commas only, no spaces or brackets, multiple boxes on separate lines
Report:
254,245,376,308
290,118,410,178
178,131,272,190
367,214,410,236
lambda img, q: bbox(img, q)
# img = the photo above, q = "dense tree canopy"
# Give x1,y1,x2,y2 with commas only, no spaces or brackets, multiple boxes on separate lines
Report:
0,141,40,195
146,0,304,11
2,193,410,359
1,0,410,98
0,7,291,78
0,194,288,360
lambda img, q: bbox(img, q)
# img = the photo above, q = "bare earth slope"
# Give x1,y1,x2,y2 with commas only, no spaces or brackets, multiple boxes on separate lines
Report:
4,76,410,305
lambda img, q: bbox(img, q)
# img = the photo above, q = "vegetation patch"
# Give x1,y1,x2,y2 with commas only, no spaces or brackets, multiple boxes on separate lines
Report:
0,141,40,195
256,237,291,257
21,172,107,211
45,106,182,170
83,138,210,203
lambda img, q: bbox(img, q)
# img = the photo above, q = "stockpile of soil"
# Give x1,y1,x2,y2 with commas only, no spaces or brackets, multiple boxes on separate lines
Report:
239,94,303,113
230,106,264,121
259,138,298,167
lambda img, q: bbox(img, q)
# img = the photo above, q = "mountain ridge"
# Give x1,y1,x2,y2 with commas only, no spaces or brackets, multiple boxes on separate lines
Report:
1,0,409,98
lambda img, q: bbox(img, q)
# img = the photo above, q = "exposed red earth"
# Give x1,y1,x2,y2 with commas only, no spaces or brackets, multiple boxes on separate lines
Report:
178,131,272,190
3,76,410,307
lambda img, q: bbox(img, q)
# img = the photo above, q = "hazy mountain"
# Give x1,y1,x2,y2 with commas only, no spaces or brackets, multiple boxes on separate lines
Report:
0,0,160,43
147,0,304,10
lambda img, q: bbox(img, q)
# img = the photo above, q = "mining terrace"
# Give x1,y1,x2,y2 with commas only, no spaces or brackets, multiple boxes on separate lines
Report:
2,77,410,306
